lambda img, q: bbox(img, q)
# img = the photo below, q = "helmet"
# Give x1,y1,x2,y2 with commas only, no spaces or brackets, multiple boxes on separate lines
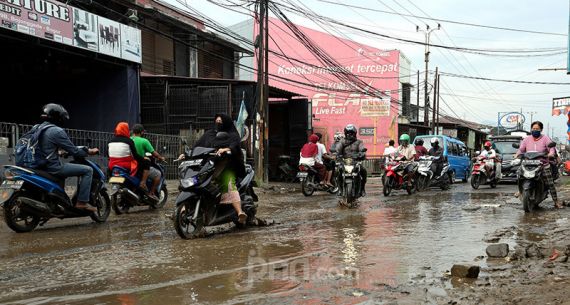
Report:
415,138,424,146
430,137,439,147
344,124,357,135
334,132,343,142
399,134,410,142
484,141,492,147
344,124,357,142
41,103,69,124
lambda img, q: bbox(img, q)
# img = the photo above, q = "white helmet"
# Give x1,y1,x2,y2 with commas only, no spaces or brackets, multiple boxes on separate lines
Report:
430,138,439,145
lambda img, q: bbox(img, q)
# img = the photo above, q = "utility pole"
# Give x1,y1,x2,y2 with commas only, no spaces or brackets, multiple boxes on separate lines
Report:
417,23,441,128
255,0,269,183
432,67,438,134
416,70,420,122
436,71,441,134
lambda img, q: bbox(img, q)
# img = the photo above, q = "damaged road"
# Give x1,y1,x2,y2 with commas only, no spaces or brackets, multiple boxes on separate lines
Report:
0,178,569,304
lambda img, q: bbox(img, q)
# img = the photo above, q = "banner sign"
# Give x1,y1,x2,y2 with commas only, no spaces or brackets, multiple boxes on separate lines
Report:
552,96,570,116
0,0,141,63
499,112,525,130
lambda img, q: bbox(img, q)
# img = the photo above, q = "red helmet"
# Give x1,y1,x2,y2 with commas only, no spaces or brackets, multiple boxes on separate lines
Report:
484,141,492,147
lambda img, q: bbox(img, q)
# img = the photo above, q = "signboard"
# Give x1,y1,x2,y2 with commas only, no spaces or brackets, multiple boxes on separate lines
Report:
0,0,141,63
359,127,375,136
499,112,525,130
262,17,400,156
552,96,570,116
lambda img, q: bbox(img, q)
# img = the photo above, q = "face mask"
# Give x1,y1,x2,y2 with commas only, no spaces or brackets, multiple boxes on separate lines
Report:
431,143,438,148
215,122,223,131
531,130,541,138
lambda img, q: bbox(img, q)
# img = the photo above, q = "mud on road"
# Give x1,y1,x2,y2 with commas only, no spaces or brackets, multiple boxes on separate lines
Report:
0,178,569,304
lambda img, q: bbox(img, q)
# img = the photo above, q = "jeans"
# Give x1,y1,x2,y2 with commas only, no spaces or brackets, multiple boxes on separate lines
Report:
54,163,93,202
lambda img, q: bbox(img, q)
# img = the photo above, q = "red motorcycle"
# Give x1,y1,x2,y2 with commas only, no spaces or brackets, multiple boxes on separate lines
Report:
471,156,499,189
383,158,417,196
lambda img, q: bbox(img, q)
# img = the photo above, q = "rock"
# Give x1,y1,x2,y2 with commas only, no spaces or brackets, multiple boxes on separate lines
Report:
451,264,480,278
462,205,481,211
526,243,544,259
483,236,501,243
555,255,568,263
486,243,510,258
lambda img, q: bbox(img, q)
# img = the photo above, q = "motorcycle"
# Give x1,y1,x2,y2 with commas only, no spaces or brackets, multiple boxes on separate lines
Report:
470,156,499,189
415,155,451,191
511,141,558,212
336,148,367,207
108,153,168,214
297,162,339,196
277,155,298,182
0,147,111,232
382,157,417,196
172,147,258,239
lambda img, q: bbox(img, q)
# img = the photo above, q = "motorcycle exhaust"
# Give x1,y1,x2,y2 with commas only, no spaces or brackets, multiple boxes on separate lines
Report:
119,188,140,202
19,197,51,214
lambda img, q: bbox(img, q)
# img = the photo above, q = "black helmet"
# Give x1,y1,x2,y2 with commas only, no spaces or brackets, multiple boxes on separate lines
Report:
344,124,357,135
132,124,145,134
415,138,424,146
41,103,69,124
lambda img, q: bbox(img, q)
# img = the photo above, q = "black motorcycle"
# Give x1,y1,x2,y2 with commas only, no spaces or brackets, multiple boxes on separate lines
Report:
297,162,339,196
0,147,110,232
336,149,366,207
173,147,258,239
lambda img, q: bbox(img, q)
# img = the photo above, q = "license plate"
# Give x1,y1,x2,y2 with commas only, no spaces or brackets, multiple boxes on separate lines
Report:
109,177,126,183
0,180,23,190
297,172,308,178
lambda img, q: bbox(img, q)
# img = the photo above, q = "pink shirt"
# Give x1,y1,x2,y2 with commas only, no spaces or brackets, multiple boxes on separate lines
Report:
517,135,555,156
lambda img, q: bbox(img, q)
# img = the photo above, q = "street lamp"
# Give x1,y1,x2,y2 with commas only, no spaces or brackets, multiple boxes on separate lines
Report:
417,23,441,129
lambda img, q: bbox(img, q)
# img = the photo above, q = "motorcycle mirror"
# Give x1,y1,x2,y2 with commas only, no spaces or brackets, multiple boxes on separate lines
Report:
475,151,480,155
181,139,188,146
512,143,520,149
162,146,167,152
548,142,557,148
361,148,368,152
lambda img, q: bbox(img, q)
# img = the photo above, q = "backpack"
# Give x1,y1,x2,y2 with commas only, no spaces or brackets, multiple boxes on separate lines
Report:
14,123,55,168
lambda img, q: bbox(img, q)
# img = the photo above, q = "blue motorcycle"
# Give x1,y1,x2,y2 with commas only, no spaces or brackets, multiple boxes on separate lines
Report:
0,147,111,232
108,156,168,214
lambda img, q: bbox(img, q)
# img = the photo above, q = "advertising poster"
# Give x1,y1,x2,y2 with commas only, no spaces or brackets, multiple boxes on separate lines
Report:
261,17,400,156
97,16,121,58
120,23,141,63
0,0,73,45
72,7,98,51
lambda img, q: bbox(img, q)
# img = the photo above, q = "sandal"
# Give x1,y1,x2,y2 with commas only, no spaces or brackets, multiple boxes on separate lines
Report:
238,212,248,224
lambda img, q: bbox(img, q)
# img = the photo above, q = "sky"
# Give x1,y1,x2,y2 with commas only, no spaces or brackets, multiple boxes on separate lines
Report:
168,0,570,141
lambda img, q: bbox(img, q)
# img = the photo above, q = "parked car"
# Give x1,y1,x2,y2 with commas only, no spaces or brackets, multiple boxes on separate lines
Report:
490,134,525,183
412,135,471,183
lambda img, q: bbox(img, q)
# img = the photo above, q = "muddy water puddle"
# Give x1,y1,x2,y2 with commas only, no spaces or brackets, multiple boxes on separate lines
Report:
0,180,536,304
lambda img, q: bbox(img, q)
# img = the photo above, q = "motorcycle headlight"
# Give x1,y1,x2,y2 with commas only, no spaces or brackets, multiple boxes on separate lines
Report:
181,176,199,188
344,165,354,173
510,159,521,166
3,169,14,180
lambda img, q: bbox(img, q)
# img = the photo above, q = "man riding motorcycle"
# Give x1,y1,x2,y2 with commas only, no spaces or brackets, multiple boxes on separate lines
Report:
515,121,561,209
479,141,500,181
396,134,417,186
428,138,445,177
336,124,367,196
37,104,99,212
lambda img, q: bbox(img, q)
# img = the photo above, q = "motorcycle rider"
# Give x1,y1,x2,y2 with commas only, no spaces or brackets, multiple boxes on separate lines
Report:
37,104,99,212
108,122,154,198
516,121,561,209
479,141,499,181
428,137,445,178
337,124,367,196
299,134,326,183
414,138,428,160
396,134,417,186
131,124,166,199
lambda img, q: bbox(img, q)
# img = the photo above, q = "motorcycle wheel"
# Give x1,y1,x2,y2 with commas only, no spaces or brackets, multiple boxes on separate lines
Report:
151,185,168,209
383,176,393,196
440,174,451,190
301,175,315,196
471,175,481,189
449,171,456,184
112,193,130,215
406,179,416,195
3,193,40,233
174,201,204,239
90,190,111,223
490,179,497,189
522,189,535,213
345,182,356,206
416,175,429,192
